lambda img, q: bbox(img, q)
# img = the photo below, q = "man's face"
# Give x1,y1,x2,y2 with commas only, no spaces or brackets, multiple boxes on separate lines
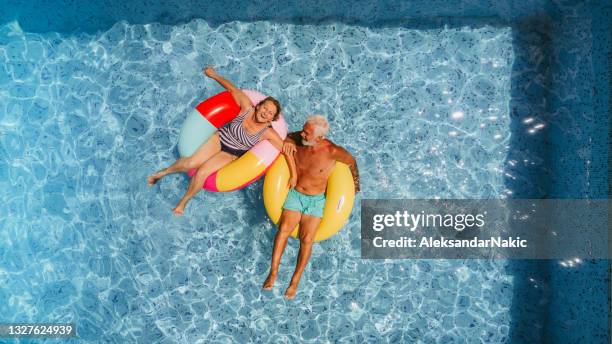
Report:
301,123,320,146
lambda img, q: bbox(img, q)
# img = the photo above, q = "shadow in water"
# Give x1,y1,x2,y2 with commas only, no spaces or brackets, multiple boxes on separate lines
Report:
1,0,555,34
502,15,553,344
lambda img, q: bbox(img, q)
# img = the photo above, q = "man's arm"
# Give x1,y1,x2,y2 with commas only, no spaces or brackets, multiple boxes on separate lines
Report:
284,132,302,145
284,148,298,188
331,145,360,192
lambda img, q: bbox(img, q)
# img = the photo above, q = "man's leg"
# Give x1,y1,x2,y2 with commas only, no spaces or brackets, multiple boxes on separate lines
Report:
262,209,301,290
285,214,321,299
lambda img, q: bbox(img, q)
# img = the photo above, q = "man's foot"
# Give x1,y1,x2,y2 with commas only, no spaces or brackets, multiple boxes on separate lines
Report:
262,273,277,290
147,172,164,186
172,204,185,216
284,284,298,300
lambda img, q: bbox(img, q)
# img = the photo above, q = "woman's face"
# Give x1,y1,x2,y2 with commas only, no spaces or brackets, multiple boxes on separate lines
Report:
255,100,277,123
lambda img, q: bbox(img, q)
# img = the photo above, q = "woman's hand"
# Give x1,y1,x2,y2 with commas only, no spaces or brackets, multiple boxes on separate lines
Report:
283,141,297,156
203,65,217,78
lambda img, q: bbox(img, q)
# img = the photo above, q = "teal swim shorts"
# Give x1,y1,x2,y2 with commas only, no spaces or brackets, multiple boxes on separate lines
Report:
282,188,326,218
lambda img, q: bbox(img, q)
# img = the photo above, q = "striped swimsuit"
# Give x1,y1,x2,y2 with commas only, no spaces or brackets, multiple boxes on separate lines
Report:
219,107,269,156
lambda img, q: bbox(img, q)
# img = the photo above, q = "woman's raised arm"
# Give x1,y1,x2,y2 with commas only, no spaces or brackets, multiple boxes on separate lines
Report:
203,66,252,111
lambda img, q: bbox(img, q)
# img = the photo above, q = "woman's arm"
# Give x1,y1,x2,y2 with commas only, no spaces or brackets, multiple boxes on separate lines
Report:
262,128,284,151
203,66,252,111
282,131,302,156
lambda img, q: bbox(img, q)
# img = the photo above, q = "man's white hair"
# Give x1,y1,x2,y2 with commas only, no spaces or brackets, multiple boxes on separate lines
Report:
306,114,329,137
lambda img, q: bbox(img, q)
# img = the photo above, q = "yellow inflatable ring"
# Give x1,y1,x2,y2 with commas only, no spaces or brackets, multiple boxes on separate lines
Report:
263,155,355,242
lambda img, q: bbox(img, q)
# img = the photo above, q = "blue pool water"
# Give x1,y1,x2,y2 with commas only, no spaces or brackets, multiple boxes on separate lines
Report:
0,19,518,342
0,1,609,343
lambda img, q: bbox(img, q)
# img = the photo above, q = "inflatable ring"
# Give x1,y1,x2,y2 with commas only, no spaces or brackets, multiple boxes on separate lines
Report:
263,155,355,242
178,90,288,192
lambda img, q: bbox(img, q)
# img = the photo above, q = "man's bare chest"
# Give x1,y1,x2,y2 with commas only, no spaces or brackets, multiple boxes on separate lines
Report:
295,149,335,175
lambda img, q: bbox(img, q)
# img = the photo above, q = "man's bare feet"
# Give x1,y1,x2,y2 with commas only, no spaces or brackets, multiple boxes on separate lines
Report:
262,273,277,290
172,204,185,216
147,172,164,186
284,284,298,299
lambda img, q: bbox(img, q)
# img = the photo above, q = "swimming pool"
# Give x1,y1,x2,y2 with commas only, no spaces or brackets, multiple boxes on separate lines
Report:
0,0,609,343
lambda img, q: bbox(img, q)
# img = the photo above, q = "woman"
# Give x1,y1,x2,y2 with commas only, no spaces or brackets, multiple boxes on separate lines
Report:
147,66,285,215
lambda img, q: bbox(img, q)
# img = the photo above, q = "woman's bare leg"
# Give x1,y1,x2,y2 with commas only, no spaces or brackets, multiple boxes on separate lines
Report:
147,133,221,185
172,151,236,215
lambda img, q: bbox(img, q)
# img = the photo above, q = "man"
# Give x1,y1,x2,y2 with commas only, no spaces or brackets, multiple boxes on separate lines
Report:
262,115,360,299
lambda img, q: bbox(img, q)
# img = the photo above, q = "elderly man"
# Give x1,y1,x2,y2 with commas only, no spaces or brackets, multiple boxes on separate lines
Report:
262,115,360,299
